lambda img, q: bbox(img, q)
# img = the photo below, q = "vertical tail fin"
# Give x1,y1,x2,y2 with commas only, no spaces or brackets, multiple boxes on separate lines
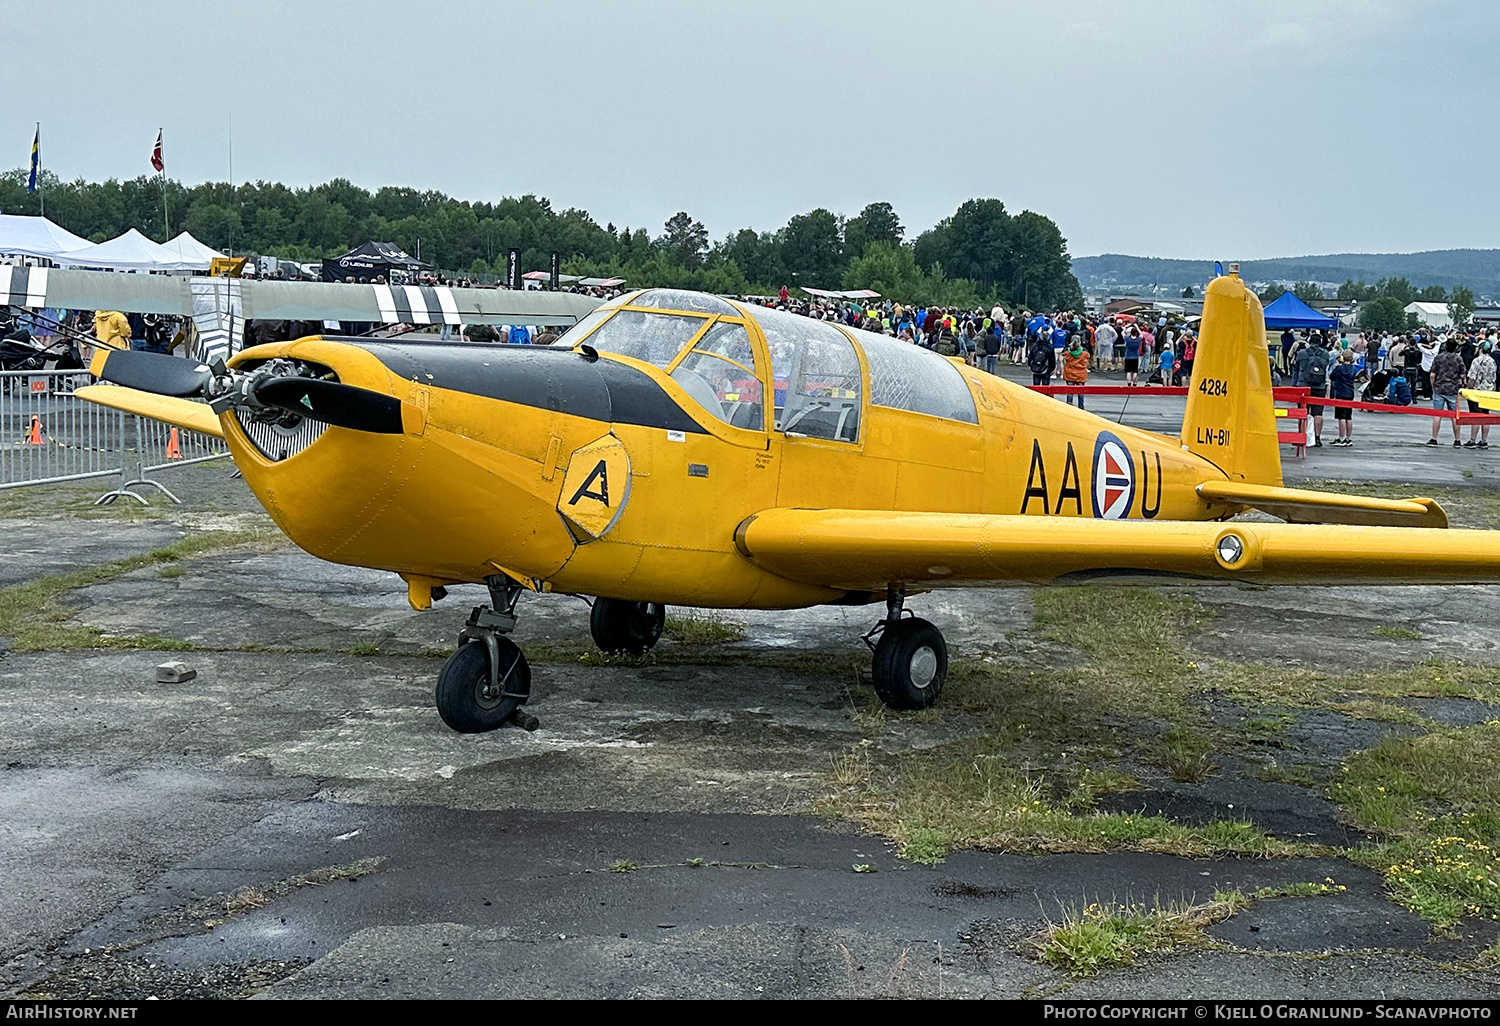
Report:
1182,272,1283,486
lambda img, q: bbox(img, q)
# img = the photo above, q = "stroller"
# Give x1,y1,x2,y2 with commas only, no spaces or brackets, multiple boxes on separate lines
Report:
0,314,85,397
1361,369,1393,403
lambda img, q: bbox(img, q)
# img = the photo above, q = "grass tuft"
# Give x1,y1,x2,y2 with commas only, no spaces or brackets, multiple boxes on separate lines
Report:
1334,722,1500,926
1253,880,1347,899
1032,891,1249,976
200,857,384,928
662,613,746,645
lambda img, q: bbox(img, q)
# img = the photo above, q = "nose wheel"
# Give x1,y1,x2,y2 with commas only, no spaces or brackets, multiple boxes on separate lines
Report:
863,588,947,710
435,575,539,734
436,638,532,733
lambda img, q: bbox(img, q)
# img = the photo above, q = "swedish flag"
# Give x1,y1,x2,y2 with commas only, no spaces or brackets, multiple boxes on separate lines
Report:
26,126,38,194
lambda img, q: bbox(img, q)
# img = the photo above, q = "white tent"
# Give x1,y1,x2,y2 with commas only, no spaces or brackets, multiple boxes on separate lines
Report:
161,231,226,270
1405,301,1452,329
58,228,180,272
0,213,92,261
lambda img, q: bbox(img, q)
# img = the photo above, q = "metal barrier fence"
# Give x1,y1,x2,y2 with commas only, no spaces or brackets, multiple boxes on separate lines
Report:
0,369,229,504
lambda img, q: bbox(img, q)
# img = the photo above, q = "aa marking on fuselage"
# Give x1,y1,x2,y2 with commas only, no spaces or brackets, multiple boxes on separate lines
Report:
1020,440,1084,516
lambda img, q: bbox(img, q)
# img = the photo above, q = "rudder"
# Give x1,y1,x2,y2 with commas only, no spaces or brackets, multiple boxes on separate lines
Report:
1182,272,1282,486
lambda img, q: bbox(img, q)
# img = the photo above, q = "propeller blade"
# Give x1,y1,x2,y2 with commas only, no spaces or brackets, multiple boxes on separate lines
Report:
253,377,405,434
96,349,213,398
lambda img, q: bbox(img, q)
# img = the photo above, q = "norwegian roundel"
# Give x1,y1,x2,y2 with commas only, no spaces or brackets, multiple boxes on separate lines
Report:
1091,431,1136,520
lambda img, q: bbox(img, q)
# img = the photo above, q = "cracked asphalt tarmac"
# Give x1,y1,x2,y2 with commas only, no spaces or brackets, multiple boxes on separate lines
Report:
2,403,1500,999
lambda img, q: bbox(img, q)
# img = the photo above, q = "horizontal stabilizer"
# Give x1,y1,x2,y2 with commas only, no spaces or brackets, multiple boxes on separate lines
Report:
733,508,1497,591
73,384,225,439
1196,481,1447,529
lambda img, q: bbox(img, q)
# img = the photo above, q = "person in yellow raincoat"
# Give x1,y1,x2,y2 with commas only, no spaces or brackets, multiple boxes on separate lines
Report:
91,310,131,362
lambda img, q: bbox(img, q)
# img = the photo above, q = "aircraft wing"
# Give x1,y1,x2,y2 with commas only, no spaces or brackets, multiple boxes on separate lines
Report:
72,384,224,439
1462,389,1500,413
733,508,1500,590
3,266,184,314
2,266,602,325
242,279,601,325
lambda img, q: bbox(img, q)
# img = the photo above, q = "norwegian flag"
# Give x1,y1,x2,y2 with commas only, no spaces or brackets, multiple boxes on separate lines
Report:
150,129,163,173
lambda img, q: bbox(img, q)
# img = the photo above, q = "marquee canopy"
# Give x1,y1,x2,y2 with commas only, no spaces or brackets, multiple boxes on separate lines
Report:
800,287,881,299
160,231,227,269
321,241,423,283
1262,291,1339,330
0,214,92,261
57,228,185,272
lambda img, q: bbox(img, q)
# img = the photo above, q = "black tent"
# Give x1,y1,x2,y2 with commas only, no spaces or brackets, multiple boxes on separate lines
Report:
321,241,424,283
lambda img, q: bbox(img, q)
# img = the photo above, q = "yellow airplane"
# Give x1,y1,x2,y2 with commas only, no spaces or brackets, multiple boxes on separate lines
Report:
1463,389,1500,413
77,271,1500,734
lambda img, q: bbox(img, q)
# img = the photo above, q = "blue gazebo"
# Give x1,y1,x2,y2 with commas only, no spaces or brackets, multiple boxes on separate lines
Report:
1262,291,1339,330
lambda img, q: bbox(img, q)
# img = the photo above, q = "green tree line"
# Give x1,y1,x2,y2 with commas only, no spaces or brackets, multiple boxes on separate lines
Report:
0,170,1082,310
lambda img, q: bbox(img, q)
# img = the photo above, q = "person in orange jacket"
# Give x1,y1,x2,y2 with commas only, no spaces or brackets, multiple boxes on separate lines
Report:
1062,337,1090,408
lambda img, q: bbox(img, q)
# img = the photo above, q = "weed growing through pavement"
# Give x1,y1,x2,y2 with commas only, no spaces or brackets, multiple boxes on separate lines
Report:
1030,891,1250,976
663,613,746,645
1252,880,1348,899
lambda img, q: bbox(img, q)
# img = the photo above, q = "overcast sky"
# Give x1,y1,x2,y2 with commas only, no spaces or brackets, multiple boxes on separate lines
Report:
7,0,1496,260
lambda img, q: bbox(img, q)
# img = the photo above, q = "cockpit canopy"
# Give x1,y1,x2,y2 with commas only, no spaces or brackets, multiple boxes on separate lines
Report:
563,288,977,439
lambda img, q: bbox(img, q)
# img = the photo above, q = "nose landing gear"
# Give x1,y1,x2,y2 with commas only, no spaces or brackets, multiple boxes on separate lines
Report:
435,575,539,734
862,587,947,710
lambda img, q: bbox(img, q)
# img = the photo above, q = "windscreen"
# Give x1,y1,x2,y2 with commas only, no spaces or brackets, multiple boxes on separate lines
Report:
747,306,862,443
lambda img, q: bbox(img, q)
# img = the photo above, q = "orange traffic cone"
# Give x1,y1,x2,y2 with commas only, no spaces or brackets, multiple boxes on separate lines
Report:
165,427,182,460
26,415,43,446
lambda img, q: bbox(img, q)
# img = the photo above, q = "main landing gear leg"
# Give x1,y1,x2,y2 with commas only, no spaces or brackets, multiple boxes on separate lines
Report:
589,598,666,655
862,587,947,710
435,575,540,734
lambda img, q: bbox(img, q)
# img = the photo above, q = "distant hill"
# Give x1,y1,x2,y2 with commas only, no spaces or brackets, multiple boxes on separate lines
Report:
1073,250,1500,299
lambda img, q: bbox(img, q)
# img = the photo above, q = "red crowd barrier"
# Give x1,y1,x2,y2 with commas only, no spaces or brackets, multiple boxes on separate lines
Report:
1025,382,1500,458
1026,383,1500,423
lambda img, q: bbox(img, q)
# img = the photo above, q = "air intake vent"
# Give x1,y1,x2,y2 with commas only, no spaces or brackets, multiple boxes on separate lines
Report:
229,409,327,462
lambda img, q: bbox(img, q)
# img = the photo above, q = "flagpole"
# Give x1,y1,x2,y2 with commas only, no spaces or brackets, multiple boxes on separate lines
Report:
227,112,234,257
35,123,43,219
158,128,169,238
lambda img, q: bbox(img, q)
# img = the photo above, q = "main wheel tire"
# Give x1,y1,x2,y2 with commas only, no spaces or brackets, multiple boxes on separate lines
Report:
871,617,947,710
435,638,531,733
590,599,666,655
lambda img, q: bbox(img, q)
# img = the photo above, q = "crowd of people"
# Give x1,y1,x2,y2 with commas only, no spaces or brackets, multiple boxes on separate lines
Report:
741,288,1199,403
1275,326,1496,449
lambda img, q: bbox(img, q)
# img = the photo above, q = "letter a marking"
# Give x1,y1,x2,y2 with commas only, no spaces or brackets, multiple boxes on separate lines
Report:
1021,439,1050,515
568,459,610,506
